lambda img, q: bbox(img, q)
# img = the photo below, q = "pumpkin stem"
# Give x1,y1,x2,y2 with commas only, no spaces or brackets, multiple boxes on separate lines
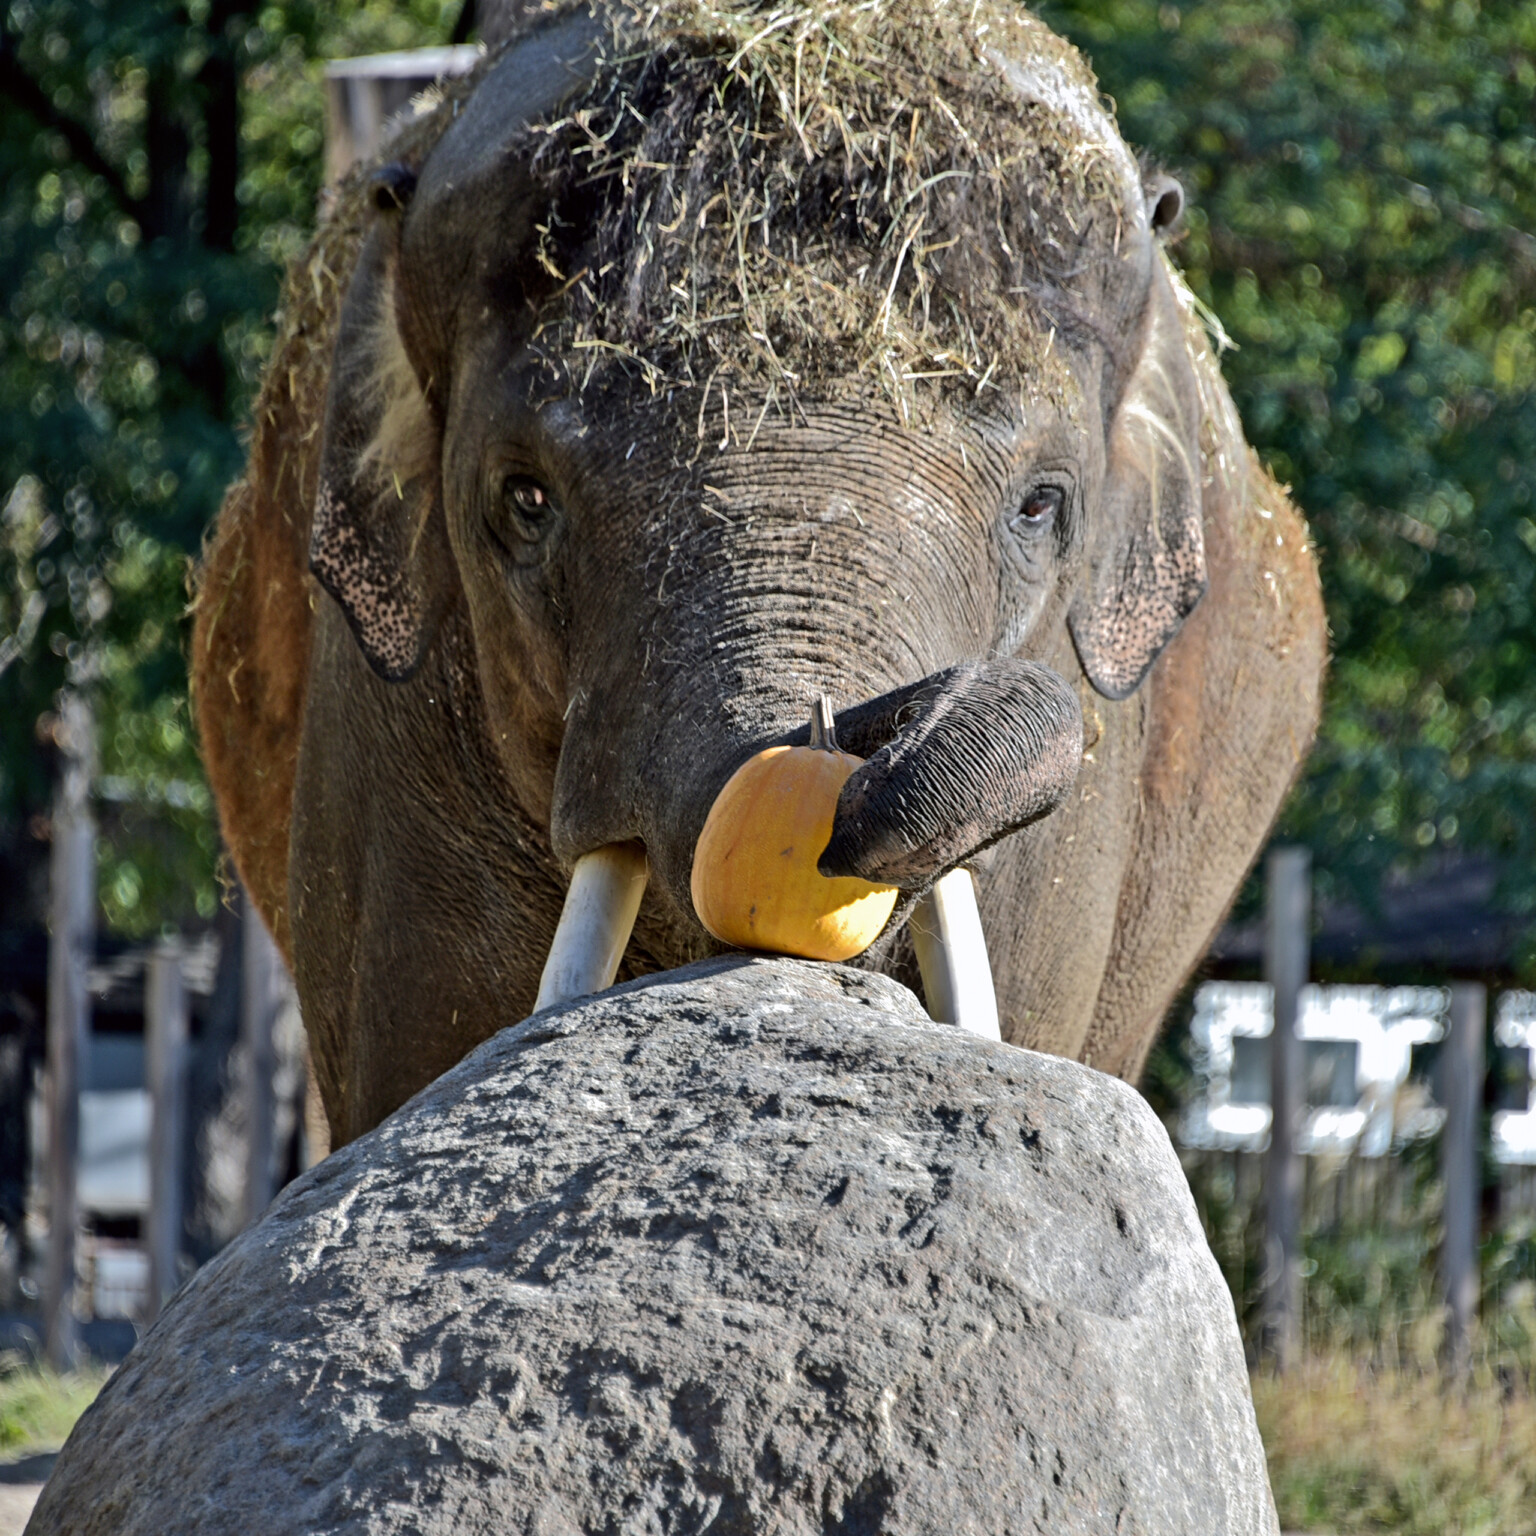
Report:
809,694,839,752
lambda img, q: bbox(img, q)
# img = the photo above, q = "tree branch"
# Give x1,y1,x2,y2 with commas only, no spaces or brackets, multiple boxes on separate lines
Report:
200,0,262,253
450,0,477,45
0,25,145,226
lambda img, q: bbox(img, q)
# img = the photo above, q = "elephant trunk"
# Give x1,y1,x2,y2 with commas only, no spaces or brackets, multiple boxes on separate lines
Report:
820,659,1084,885
541,654,1083,1007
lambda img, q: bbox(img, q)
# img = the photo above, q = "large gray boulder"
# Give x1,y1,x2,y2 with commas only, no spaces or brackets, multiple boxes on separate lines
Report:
31,957,1276,1535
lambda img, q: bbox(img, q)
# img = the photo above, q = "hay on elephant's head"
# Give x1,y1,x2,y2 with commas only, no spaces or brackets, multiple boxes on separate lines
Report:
517,0,1136,416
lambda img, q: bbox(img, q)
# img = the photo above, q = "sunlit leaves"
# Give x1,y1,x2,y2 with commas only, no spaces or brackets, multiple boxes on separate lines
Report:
0,0,459,934
1044,0,1536,953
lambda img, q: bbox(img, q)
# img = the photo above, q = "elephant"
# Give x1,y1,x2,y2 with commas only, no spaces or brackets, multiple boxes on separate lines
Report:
192,0,1326,1148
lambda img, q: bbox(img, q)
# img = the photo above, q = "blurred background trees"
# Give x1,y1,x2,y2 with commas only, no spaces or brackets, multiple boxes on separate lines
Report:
3,0,1536,969
0,0,461,937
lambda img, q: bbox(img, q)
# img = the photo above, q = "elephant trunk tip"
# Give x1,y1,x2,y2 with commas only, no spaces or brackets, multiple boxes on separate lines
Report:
818,657,1084,890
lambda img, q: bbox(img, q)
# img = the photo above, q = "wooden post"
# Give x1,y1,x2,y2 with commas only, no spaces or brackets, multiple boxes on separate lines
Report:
145,939,188,1319
1441,982,1485,1377
241,894,284,1227
44,693,95,1372
1263,845,1310,1372
323,46,481,183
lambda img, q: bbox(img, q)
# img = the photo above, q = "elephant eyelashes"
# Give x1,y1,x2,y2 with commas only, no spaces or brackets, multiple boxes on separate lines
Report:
498,474,560,545
1010,485,1064,537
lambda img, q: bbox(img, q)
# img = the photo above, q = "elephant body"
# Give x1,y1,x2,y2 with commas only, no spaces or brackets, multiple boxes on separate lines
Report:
194,0,1325,1146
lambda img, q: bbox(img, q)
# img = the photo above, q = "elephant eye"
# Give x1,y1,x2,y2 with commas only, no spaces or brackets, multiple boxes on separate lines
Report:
499,474,559,542
1011,484,1063,535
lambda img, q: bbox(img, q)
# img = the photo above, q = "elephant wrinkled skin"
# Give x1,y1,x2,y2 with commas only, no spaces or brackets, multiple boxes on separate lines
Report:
193,0,1325,1145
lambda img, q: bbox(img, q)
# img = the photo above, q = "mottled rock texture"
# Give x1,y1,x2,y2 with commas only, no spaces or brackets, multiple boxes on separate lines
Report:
31,957,1276,1535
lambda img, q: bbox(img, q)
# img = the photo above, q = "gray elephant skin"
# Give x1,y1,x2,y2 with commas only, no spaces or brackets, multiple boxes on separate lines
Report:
192,0,1326,1144
28,958,1278,1535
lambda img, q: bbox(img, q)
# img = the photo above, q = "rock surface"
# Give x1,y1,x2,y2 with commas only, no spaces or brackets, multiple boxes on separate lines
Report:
31,957,1276,1535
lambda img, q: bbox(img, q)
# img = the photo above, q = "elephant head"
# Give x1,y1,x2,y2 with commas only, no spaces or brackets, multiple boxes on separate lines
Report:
304,2,1205,995
209,0,1315,1145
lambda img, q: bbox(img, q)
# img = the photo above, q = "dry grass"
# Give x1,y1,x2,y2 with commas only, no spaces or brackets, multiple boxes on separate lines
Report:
521,0,1132,415
1255,1352,1536,1535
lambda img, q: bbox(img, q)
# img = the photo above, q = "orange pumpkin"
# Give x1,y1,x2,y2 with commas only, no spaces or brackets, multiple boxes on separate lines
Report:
690,697,899,961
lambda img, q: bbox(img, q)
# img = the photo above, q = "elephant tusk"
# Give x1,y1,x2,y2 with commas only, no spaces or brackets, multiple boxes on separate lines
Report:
909,868,1001,1041
535,842,649,1011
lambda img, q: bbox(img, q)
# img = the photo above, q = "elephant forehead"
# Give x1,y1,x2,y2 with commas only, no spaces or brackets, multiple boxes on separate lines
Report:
403,0,1149,418
985,47,1143,221
565,392,1028,525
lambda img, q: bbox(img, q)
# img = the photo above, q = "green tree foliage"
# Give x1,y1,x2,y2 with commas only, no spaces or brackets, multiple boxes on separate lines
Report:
1040,0,1536,958
0,0,458,934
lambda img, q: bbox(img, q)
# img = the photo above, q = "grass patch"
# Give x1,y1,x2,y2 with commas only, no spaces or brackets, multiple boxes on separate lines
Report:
1255,1353,1536,1535
0,1356,108,1457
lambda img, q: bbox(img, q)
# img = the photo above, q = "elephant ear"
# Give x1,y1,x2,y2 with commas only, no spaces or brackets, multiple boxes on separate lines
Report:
310,11,608,682
1069,257,1207,701
310,186,451,683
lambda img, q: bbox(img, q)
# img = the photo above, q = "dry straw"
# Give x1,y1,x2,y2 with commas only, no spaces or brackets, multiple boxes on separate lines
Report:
510,0,1133,416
